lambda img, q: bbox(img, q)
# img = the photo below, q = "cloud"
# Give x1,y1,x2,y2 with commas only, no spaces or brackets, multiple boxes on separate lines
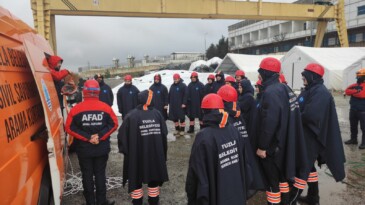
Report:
1,0,296,71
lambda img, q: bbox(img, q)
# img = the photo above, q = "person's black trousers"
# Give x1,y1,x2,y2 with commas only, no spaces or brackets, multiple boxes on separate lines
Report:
350,109,365,143
78,154,109,205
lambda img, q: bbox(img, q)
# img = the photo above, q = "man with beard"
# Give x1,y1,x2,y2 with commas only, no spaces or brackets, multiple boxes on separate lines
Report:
297,63,345,205
94,74,114,106
169,73,188,136
117,75,140,120
203,74,215,96
212,71,225,93
256,57,310,205
118,90,168,205
238,79,256,143
149,74,169,120
217,85,265,199
185,93,247,205
186,72,205,133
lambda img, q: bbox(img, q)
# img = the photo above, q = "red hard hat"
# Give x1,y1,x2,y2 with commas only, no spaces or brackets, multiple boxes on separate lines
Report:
256,80,262,86
208,74,215,80
259,57,281,73
124,74,132,81
191,72,198,78
304,63,325,77
235,70,245,77
173,73,180,79
217,85,238,102
201,94,224,109
279,73,287,84
225,76,235,83
83,79,100,98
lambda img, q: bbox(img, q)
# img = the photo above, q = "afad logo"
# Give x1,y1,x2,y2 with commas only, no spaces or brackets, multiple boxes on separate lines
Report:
41,79,52,111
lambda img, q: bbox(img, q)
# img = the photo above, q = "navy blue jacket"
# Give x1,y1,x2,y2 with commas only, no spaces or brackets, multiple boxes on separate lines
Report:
186,80,205,119
186,110,247,205
65,98,118,157
149,82,169,120
98,80,114,106
212,71,225,93
258,76,310,180
298,80,346,182
203,82,215,96
238,79,256,143
168,80,187,121
117,84,140,119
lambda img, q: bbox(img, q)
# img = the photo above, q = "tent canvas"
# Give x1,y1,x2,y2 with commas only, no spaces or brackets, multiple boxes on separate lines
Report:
281,46,365,90
215,53,284,81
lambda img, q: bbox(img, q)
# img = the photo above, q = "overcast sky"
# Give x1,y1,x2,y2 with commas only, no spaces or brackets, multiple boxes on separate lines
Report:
1,0,293,71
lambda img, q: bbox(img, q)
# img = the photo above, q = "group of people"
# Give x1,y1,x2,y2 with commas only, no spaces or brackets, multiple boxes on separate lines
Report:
48,54,355,205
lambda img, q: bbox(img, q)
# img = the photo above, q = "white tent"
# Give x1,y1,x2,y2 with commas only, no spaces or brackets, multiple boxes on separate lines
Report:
281,46,365,90
214,53,284,81
112,70,213,116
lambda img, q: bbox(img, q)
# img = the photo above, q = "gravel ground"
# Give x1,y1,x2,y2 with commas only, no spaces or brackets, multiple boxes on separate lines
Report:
62,93,365,205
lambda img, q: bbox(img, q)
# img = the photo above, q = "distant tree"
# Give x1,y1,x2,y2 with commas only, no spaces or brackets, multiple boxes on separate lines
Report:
273,32,287,42
216,36,229,59
206,43,218,59
104,69,111,78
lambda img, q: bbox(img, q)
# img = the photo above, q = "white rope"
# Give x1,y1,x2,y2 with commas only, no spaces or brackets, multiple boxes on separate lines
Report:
63,156,124,197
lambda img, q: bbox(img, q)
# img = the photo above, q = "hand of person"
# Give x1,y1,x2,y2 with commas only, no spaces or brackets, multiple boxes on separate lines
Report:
181,104,186,108
89,134,99,144
355,85,363,92
256,149,266,159
164,106,168,109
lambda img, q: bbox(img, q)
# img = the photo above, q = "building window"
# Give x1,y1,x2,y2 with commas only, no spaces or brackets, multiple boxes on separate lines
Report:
304,23,307,30
256,49,260,55
328,37,336,46
356,33,363,42
274,47,279,52
358,6,365,16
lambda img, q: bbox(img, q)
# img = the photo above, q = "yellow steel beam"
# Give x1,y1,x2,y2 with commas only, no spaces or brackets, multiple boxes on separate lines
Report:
31,0,349,49
335,0,349,47
314,20,328,47
46,0,336,21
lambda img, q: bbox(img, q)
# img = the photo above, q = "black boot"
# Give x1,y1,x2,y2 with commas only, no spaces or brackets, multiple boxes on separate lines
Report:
187,125,195,133
359,143,365,149
173,126,180,135
179,126,185,136
298,182,320,205
98,199,115,205
148,196,159,205
132,198,143,205
344,138,358,144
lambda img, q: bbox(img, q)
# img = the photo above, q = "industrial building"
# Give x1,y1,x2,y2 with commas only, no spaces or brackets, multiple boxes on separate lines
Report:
228,0,365,54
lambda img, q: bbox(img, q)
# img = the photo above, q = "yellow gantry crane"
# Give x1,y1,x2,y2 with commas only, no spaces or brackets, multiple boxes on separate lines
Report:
31,0,348,52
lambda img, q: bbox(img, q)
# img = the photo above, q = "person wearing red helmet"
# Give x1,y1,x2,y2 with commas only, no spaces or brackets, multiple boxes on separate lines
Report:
344,68,365,149
65,80,118,205
186,72,205,133
297,63,345,205
203,74,215,96
169,73,188,136
149,74,169,120
118,90,169,205
46,55,71,111
257,57,310,205
279,73,288,85
235,69,255,93
217,85,265,197
185,94,248,205
255,80,263,103
117,74,140,120
225,75,236,86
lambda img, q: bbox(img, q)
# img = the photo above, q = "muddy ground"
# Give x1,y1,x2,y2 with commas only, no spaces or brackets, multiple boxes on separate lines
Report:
62,93,365,205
